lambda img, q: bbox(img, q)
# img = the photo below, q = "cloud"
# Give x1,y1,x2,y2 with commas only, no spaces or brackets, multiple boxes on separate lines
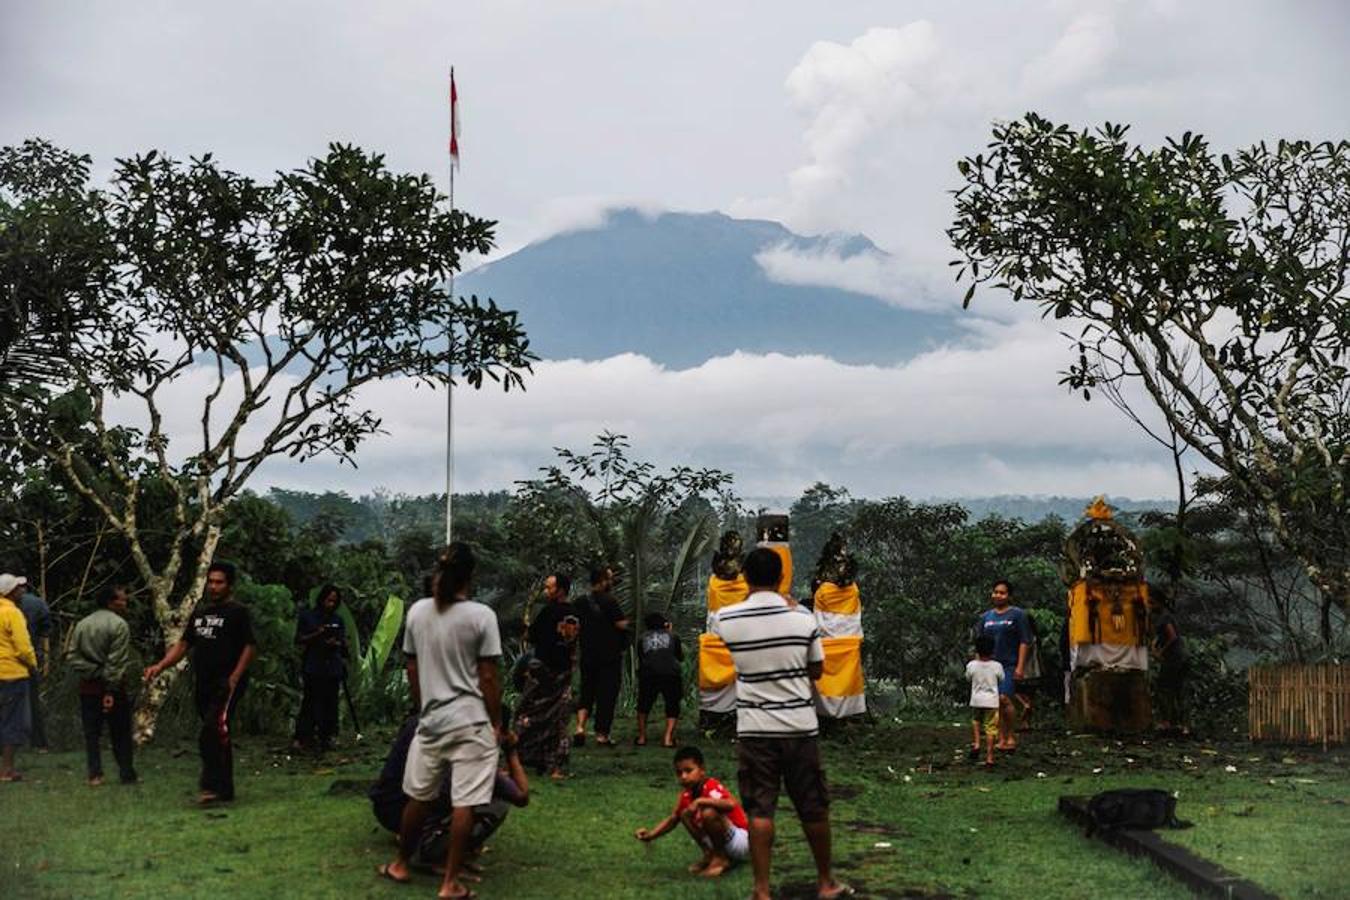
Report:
754,242,947,314
1020,9,1119,95
183,318,1192,501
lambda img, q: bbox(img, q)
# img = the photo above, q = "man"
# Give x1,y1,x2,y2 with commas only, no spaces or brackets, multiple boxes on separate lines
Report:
975,579,1033,752
517,572,577,778
378,542,502,900
293,585,347,752
573,566,628,747
13,577,50,752
0,573,37,782
370,714,530,873
710,549,849,900
144,561,257,804
68,586,138,785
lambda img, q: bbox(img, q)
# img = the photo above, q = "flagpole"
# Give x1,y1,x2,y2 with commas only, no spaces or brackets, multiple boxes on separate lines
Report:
444,65,457,546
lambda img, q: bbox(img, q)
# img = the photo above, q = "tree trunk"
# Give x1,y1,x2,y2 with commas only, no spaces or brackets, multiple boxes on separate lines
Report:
133,523,223,744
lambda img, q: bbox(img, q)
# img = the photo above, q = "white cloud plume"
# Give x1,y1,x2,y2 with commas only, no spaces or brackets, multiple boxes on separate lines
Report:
163,318,1192,501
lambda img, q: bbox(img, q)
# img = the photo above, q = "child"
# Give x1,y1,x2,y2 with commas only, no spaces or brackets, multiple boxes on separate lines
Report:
635,612,684,747
634,745,749,877
967,635,1002,768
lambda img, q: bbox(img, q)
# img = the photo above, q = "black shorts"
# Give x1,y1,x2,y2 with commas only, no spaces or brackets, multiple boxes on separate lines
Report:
736,735,830,823
636,673,681,717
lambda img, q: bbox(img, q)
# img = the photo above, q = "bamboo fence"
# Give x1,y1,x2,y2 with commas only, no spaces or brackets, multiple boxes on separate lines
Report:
1248,664,1350,748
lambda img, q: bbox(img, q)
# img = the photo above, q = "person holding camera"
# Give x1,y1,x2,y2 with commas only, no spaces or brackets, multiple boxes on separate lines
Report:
517,573,578,779
293,584,348,753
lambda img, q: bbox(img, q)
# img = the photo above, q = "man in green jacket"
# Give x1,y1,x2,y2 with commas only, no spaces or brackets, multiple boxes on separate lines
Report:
69,586,138,785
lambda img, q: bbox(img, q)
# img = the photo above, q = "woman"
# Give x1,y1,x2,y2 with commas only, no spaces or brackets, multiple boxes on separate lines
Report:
516,572,578,779
293,585,347,752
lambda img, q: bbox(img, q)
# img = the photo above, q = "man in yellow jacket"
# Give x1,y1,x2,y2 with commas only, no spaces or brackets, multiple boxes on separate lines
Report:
0,573,38,782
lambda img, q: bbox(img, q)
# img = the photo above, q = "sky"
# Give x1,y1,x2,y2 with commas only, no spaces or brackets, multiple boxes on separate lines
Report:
5,1,1349,502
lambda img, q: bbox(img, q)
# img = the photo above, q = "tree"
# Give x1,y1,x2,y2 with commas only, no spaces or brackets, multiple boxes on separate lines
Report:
513,432,736,655
950,116,1350,613
0,139,535,738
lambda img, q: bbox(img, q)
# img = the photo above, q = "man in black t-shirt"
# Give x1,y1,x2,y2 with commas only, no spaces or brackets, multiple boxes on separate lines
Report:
518,573,579,777
573,566,628,747
145,561,257,803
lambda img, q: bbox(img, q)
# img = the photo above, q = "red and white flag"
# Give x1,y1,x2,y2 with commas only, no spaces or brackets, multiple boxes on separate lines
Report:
449,69,461,170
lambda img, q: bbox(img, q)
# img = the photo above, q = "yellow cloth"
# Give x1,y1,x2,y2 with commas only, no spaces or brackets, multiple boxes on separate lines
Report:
816,635,865,698
813,583,861,616
1068,581,1150,647
0,598,37,680
698,634,736,690
759,542,793,595
707,575,749,614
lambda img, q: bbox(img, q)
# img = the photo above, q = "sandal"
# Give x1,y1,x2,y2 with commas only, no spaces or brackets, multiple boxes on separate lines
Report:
819,882,856,899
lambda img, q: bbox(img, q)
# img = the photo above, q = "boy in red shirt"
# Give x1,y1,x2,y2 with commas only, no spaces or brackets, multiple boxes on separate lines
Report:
634,745,750,877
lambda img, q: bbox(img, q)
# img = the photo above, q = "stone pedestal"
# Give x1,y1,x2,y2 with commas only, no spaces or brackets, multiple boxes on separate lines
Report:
1068,668,1152,733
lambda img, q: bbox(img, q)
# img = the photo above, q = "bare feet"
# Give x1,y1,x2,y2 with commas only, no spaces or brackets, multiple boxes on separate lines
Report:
88,775,104,787
687,852,713,874
701,854,732,877
376,861,412,884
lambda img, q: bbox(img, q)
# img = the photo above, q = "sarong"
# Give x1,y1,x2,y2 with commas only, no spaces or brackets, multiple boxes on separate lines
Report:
515,662,572,774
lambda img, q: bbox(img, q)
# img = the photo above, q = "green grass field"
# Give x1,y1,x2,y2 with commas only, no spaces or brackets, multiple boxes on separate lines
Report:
4,716,1346,898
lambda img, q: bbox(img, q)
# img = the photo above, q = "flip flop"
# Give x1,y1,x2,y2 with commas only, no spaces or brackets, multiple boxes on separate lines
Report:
376,863,412,885
818,883,856,899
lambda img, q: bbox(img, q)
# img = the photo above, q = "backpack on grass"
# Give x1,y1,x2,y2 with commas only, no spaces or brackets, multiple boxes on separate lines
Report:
1086,788,1193,836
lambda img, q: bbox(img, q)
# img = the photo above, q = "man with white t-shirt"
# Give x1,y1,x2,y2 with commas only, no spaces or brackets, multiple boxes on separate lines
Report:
710,548,851,900
378,543,502,900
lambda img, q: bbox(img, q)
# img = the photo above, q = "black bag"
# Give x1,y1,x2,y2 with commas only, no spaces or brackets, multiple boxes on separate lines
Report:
1086,789,1192,836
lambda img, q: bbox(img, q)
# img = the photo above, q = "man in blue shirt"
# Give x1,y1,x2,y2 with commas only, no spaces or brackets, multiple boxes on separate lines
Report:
975,579,1032,751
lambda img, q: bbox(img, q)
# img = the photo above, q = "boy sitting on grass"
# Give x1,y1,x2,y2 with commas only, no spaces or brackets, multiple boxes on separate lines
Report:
967,634,1002,768
634,745,749,877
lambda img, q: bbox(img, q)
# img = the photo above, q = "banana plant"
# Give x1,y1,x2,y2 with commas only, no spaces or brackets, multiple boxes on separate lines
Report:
335,593,405,695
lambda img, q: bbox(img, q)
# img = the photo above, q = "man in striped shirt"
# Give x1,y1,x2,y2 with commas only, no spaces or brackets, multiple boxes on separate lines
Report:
710,548,850,900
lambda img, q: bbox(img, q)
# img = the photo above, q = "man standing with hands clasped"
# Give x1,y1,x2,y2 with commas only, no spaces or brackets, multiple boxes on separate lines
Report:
144,561,256,804
69,586,139,786
710,548,851,900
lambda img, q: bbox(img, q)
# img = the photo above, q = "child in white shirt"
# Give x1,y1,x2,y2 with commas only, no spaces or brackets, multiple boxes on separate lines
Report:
966,635,1003,768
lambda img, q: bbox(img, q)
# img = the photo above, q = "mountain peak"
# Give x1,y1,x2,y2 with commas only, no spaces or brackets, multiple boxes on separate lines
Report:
460,207,953,368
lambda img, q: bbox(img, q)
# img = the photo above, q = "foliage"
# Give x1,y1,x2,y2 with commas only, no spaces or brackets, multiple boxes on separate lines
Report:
0,137,535,738
513,432,736,654
847,496,1066,698
950,115,1349,614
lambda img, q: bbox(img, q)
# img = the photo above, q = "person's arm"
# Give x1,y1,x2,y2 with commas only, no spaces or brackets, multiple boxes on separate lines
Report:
1158,622,1179,654
478,657,502,732
10,613,37,673
499,733,530,807
105,621,132,695
228,644,256,693
406,655,420,712
635,805,681,842
144,639,189,681
690,793,735,814
1014,611,1031,680
807,627,825,682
